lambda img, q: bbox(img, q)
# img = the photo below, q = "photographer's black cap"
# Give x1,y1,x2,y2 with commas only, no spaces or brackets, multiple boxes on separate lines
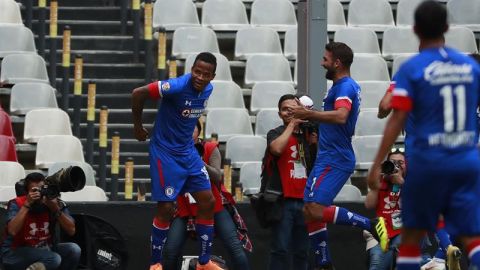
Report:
24,172,45,187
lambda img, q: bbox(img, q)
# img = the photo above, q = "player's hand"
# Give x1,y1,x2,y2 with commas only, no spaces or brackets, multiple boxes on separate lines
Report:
389,171,404,185
367,163,381,190
27,187,41,205
291,104,311,120
134,125,149,141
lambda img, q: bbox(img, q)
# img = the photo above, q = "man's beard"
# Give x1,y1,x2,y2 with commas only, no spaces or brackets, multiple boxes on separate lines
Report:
325,69,335,80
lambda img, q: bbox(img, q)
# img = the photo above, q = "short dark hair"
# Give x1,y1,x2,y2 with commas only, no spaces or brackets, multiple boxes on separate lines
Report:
193,52,217,73
470,53,480,64
325,42,354,68
277,94,297,110
414,1,448,39
24,172,45,192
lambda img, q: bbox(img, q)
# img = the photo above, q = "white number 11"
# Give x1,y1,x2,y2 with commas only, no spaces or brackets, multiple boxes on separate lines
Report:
440,85,466,132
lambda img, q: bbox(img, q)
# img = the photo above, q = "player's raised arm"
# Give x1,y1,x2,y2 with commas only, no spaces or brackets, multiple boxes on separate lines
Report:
131,85,152,141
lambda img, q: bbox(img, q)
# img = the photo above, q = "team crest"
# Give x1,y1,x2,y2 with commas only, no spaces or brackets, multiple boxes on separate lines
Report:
182,109,190,117
165,186,175,198
161,82,170,91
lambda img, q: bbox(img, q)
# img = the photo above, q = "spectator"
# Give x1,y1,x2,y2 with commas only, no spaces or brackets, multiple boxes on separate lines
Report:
162,121,251,270
265,94,317,270
1,173,81,270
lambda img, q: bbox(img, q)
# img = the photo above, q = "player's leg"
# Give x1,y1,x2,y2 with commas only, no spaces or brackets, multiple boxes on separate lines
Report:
397,229,426,270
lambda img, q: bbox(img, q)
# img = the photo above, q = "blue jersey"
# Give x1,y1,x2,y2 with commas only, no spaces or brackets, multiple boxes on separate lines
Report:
392,47,480,155
317,76,361,172
148,73,213,154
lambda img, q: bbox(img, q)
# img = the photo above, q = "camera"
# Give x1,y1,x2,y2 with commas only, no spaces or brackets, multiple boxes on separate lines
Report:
15,166,86,199
381,160,401,175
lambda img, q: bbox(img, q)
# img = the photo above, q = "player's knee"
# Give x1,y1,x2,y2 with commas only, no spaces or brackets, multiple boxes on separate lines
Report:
303,204,324,221
156,202,175,220
197,194,216,211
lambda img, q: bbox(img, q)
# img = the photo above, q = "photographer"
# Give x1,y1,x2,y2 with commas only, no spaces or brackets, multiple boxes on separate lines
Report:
365,149,405,270
1,173,81,270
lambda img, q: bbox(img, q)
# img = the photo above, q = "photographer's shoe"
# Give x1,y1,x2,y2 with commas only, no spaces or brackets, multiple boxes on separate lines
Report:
447,245,462,270
420,258,446,270
26,262,46,270
370,217,389,252
196,260,224,270
149,263,162,270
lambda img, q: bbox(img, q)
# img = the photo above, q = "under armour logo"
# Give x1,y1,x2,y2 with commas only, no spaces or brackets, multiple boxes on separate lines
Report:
383,197,397,210
152,245,162,251
29,222,49,236
185,100,192,106
290,145,298,159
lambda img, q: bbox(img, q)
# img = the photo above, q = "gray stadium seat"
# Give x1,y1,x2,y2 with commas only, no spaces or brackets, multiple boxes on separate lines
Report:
0,25,36,58
9,83,58,115
201,0,250,31
184,53,232,81
61,186,108,202
205,108,253,142
152,0,199,31
171,27,220,59
244,54,293,87
352,135,382,170
447,0,480,32
348,0,395,32
250,0,297,32
239,162,262,195
382,27,419,60
250,82,296,113
358,81,390,109
208,81,245,110
225,136,267,168
396,0,424,26
0,186,17,201
255,109,283,137
35,135,85,169
235,27,283,60
334,28,381,55
0,161,25,186
284,28,297,60
392,54,416,77
334,184,363,202
0,54,49,85
48,161,96,186
355,110,387,136
0,0,22,24
351,55,390,81
24,109,72,143
445,27,478,54
328,0,347,32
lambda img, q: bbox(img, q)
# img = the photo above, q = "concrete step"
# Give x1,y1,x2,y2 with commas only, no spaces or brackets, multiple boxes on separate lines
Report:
63,93,157,109
80,138,149,153
32,20,134,35
29,0,123,7
50,63,145,79
55,78,145,93
77,123,153,139
38,35,144,51
67,108,157,124
29,6,124,21
45,49,145,63
92,164,150,178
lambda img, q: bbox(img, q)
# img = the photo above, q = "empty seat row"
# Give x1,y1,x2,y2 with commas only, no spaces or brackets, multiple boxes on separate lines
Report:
0,54,50,85
0,185,108,202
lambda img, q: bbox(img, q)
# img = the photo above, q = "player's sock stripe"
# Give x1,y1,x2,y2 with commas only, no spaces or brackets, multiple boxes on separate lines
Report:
397,256,422,264
469,245,480,259
308,228,327,236
333,207,339,224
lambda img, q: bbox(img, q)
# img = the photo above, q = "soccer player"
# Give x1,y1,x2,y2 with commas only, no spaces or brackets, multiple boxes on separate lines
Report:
131,52,223,270
367,2,480,270
292,42,388,269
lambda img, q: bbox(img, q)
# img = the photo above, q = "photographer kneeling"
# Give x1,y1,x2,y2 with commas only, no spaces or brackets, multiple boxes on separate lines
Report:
364,149,405,270
1,172,81,270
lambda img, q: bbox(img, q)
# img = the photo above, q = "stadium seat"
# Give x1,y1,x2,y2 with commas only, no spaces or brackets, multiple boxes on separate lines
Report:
352,135,382,170
225,135,267,168
334,184,363,202
201,0,250,31
284,28,297,60
0,161,25,186
255,109,283,137
234,27,283,60
24,109,72,143
0,25,36,58
0,54,50,85
0,135,17,162
152,0,199,31
0,110,14,138
184,53,232,81
35,135,85,169
61,186,108,202
0,186,17,201
48,161,96,186
358,81,390,109
207,81,245,110
347,0,395,32
10,83,58,115
250,0,297,32
244,54,293,87
239,162,262,195
250,82,296,113
396,0,424,26
171,27,220,60
447,0,480,32
0,0,22,24
334,28,381,55
205,108,253,142
355,110,388,136
382,27,419,60
392,54,416,77
351,55,390,81
327,0,347,32
445,27,478,54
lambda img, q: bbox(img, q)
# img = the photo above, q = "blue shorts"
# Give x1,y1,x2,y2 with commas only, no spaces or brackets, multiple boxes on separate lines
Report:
304,164,351,205
149,145,211,201
402,150,480,237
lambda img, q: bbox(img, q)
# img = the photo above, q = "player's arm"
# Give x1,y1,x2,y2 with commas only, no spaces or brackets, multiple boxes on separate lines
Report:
378,91,393,119
131,85,151,141
364,189,379,209
294,107,349,125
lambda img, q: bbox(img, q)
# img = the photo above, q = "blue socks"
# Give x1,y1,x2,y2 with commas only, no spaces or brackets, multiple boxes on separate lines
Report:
195,219,215,265
307,221,331,267
322,206,371,230
151,217,170,264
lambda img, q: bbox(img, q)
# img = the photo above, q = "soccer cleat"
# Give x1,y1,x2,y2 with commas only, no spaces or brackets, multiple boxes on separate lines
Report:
196,260,225,270
149,263,163,270
370,217,389,252
446,245,462,270
420,258,446,270
26,262,46,270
